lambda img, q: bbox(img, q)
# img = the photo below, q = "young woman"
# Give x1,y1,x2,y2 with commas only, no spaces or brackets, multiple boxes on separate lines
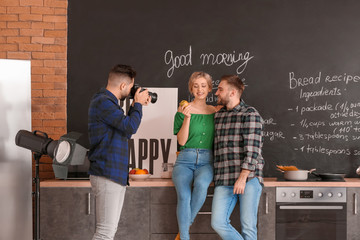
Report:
172,72,217,240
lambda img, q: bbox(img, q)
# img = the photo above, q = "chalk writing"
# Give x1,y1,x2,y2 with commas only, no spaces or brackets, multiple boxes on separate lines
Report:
299,144,351,156
295,102,333,115
164,46,254,78
299,87,341,101
289,72,321,90
200,50,254,74
325,73,360,84
298,132,349,141
299,119,326,128
263,118,277,125
287,71,360,156
330,109,360,119
263,131,285,141
164,46,192,78
328,120,352,127
289,72,360,90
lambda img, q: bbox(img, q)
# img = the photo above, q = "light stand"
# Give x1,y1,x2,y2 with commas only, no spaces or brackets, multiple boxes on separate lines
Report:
33,152,41,240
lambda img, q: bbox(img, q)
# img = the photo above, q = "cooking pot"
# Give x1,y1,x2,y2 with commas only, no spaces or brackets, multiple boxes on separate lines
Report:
281,169,316,181
311,172,346,181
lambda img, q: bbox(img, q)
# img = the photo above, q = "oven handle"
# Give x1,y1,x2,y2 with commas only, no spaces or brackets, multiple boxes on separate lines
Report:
279,206,343,210
87,193,91,215
265,192,269,214
354,193,358,215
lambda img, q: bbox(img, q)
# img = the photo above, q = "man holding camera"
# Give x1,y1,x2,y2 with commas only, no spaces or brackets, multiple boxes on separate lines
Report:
88,64,150,240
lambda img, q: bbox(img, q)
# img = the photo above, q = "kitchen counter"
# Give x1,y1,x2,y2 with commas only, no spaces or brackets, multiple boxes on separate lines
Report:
40,177,360,188
40,178,174,187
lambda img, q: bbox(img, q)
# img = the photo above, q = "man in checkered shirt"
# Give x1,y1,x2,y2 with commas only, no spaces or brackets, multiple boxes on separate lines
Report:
211,75,264,240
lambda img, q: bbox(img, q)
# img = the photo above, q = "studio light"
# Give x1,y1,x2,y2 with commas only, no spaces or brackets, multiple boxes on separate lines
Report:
15,130,88,240
15,130,88,179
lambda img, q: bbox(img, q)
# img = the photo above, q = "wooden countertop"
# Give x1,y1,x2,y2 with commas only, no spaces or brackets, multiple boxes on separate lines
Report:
40,177,360,188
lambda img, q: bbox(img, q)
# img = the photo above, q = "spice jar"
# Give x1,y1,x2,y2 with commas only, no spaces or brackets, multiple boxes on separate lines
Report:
161,163,174,178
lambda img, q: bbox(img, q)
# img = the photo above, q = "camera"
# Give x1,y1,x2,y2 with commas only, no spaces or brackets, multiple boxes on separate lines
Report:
129,84,158,103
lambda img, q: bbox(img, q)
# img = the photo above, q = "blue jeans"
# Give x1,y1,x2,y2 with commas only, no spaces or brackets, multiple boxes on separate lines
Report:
172,148,214,240
211,178,262,240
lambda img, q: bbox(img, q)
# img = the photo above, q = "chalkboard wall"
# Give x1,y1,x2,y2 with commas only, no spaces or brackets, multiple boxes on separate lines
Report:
67,0,360,177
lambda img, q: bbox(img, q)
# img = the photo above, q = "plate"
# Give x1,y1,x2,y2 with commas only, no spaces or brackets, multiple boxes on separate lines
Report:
129,174,151,181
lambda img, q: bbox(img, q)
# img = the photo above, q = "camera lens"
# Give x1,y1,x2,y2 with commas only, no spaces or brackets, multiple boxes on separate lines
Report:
149,92,157,103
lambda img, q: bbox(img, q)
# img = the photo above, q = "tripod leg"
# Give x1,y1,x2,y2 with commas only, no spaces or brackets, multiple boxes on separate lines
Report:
33,153,41,240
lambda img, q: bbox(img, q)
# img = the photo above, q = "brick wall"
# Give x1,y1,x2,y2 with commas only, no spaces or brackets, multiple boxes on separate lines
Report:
0,0,68,180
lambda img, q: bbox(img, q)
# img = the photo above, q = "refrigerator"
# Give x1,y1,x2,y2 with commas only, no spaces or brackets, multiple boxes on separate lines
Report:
0,59,32,239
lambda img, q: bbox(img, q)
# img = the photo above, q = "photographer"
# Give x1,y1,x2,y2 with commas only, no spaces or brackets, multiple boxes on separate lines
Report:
88,64,150,240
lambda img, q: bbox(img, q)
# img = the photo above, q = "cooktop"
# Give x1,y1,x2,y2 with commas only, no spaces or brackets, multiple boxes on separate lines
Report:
276,177,345,182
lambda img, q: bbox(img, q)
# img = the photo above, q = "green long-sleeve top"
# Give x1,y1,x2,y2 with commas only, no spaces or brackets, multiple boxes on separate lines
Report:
173,112,215,150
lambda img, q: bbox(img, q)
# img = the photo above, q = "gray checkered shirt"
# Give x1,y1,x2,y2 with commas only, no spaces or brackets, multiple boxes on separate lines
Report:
214,100,264,186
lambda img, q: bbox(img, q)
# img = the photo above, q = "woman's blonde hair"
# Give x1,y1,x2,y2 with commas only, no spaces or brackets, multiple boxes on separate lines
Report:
188,72,213,93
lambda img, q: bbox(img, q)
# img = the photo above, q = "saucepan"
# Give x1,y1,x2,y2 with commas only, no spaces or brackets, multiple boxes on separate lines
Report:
311,172,346,181
279,168,316,181
356,166,360,176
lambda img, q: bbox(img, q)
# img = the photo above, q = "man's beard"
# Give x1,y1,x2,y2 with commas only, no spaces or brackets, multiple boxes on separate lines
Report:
217,97,227,106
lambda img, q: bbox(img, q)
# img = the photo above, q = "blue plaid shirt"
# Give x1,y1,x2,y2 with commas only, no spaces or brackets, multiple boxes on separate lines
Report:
88,88,142,186
214,100,264,186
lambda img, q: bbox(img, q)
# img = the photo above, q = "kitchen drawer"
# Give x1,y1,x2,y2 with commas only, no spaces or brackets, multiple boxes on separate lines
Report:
40,187,95,240
150,187,241,234
150,204,219,234
150,187,214,204
151,187,177,204
151,204,177,233
115,187,150,240
151,233,221,240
